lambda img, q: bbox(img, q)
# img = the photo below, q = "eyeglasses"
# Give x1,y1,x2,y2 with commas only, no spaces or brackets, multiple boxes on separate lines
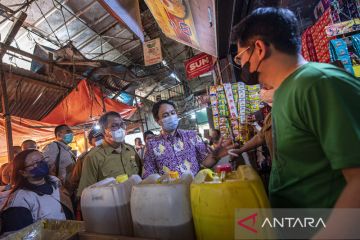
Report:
24,157,48,169
233,46,250,66
108,122,126,131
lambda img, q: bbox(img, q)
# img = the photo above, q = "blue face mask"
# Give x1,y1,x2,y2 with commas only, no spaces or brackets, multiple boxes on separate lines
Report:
29,161,49,179
95,139,103,147
63,133,73,144
161,115,179,132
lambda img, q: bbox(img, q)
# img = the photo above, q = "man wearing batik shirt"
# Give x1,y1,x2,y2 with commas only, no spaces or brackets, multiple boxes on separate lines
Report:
142,100,240,178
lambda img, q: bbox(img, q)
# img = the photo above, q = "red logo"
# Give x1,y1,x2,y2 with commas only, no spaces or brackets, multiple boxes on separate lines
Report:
237,213,258,233
184,53,214,79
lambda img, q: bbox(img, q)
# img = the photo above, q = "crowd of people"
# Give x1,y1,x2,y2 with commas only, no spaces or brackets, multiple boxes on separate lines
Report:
0,101,242,234
0,6,359,238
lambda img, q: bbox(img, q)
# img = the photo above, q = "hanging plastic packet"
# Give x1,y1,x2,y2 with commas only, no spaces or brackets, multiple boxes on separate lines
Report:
351,33,360,57
329,38,354,74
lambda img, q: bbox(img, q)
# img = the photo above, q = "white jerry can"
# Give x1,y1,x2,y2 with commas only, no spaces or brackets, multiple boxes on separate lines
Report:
130,173,195,240
81,175,142,235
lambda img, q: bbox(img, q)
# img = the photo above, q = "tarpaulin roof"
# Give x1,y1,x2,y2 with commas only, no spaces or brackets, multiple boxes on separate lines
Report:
0,116,89,164
41,79,137,126
0,116,56,157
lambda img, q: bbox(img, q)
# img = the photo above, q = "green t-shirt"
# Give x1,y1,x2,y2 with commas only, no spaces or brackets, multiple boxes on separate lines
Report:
270,62,360,208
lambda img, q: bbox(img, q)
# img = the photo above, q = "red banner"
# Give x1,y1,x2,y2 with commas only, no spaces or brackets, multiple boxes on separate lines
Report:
185,53,213,79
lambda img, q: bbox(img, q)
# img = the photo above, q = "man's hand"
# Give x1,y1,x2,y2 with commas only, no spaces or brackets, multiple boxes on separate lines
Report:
202,137,242,168
212,137,242,159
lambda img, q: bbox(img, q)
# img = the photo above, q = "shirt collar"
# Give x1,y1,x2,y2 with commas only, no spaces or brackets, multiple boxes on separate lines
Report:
55,141,71,150
102,141,130,155
161,129,181,141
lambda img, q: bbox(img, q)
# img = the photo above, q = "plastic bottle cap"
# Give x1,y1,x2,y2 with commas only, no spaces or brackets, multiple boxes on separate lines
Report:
169,171,180,179
215,163,232,174
116,174,128,183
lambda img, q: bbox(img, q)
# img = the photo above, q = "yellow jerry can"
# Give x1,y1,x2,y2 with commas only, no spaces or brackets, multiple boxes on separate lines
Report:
191,165,270,240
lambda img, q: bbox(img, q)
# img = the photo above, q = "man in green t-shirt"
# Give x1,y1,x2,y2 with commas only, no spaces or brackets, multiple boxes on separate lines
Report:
231,7,360,237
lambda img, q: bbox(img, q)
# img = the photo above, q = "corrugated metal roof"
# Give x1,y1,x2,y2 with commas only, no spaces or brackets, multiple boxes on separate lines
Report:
0,0,211,120
1,0,193,89
1,64,70,120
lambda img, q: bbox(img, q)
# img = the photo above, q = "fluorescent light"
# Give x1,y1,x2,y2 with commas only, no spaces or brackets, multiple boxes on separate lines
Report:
170,72,181,82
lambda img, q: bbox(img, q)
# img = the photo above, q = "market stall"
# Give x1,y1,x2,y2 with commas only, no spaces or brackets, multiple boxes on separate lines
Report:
301,0,360,75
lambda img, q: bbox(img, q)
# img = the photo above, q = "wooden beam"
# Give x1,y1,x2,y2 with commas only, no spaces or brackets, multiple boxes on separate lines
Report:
0,42,49,65
0,42,84,86
134,97,144,135
0,3,15,14
111,82,133,100
1,64,70,91
55,61,101,67
0,11,27,162
0,13,27,59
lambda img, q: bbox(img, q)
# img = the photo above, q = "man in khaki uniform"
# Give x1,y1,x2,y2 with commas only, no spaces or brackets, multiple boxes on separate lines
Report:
71,128,104,196
77,111,142,197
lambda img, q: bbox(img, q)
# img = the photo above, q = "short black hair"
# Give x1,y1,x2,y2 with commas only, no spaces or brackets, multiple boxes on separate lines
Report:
212,129,221,136
98,111,121,132
88,129,103,141
144,130,154,139
152,100,176,121
212,129,221,141
21,139,36,146
232,7,301,55
54,124,69,137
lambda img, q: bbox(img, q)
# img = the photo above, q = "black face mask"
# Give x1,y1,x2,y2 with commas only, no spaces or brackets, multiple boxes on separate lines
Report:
241,48,263,85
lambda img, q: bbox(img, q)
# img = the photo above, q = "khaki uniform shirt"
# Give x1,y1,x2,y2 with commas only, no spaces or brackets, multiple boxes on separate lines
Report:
258,113,273,158
77,142,142,197
43,141,76,182
70,149,93,196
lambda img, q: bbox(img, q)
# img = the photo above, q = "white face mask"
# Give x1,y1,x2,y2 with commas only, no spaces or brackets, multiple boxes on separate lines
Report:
110,128,126,143
260,89,275,105
95,139,103,147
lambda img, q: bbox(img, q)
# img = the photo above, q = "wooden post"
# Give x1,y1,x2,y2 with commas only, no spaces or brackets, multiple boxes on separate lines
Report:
100,86,106,113
48,52,54,75
134,97,144,136
0,12,27,162
144,114,149,131
83,128,88,152
216,60,223,85
0,63,13,162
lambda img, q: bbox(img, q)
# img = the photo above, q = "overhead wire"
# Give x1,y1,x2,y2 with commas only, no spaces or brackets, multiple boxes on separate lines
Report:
33,0,62,46
51,0,136,66
1,0,187,104
0,0,35,25
52,0,71,43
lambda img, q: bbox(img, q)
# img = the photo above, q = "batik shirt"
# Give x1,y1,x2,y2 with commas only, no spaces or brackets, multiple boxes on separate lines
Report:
142,129,209,178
